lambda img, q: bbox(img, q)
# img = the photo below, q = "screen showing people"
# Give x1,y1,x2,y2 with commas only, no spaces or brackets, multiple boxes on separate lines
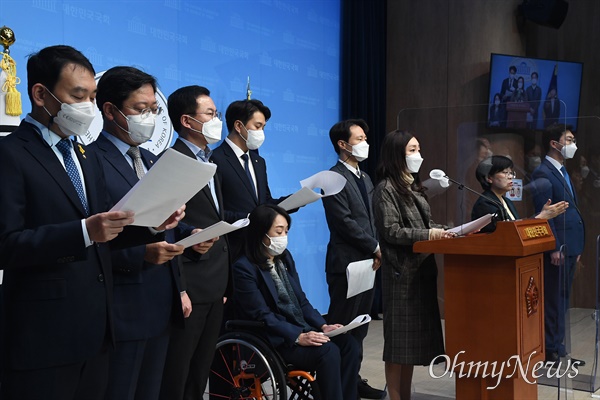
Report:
487,53,583,130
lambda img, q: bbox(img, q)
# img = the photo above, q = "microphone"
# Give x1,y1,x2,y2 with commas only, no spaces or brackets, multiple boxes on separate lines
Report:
429,169,508,222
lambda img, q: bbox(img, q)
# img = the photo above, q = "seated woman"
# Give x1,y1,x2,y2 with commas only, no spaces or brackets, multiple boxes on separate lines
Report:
471,155,568,233
232,204,359,400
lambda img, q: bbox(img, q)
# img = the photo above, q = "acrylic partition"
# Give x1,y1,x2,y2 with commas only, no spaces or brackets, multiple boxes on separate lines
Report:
395,104,600,400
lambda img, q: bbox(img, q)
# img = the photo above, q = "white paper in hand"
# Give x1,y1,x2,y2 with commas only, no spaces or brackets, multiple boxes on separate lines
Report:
324,314,372,337
278,170,346,211
110,149,216,227
346,259,376,299
175,218,250,248
448,213,493,236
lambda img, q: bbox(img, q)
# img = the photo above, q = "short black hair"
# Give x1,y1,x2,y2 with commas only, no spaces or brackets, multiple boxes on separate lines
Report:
27,45,95,104
244,204,291,269
225,99,271,133
168,85,211,133
531,71,538,79
509,66,517,73
542,123,573,154
476,155,514,190
96,66,157,113
328,119,369,154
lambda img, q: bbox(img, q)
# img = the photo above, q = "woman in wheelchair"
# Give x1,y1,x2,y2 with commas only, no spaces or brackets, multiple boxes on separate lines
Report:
231,204,360,400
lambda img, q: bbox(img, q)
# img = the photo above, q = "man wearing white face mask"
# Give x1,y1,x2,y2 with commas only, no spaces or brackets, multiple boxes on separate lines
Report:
88,66,192,400
211,99,293,261
0,46,186,400
531,124,585,367
321,119,386,399
526,71,542,129
159,85,230,400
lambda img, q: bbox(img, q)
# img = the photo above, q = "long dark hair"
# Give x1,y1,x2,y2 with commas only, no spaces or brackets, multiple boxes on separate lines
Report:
376,130,426,197
244,204,291,270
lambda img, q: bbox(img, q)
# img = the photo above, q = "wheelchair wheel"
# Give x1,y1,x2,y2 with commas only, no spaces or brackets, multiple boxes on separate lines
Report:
207,331,287,399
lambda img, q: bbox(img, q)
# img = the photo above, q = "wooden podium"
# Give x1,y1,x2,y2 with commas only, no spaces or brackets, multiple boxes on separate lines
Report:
414,220,556,400
506,101,531,129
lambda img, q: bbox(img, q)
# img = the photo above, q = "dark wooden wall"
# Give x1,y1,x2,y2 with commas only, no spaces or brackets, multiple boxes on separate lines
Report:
386,0,600,311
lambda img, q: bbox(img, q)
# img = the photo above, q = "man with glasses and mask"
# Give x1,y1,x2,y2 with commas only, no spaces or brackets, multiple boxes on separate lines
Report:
211,99,293,261
321,119,386,399
88,66,194,400
0,46,183,400
531,123,586,368
159,85,229,400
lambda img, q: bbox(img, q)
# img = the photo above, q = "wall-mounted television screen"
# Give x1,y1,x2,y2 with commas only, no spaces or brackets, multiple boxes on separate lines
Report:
487,53,583,131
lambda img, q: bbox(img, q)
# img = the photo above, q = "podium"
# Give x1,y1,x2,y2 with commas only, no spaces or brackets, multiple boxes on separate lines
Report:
414,220,555,400
506,101,531,129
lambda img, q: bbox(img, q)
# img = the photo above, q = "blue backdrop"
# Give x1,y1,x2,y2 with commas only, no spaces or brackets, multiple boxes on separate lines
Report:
1,0,341,311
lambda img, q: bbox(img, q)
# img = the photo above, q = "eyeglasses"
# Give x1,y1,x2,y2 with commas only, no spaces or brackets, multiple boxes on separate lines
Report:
500,170,517,179
125,106,163,120
191,111,222,120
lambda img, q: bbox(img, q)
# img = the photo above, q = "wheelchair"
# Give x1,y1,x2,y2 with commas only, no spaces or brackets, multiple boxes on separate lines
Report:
205,320,321,400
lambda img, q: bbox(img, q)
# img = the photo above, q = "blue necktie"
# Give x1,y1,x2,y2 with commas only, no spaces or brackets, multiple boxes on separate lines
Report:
241,153,258,201
560,166,573,196
56,138,90,216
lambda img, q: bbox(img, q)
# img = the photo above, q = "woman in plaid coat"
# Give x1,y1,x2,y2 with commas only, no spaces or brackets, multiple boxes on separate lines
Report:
373,130,453,400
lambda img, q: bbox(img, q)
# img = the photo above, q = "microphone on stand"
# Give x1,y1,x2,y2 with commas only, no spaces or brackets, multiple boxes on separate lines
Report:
429,169,508,222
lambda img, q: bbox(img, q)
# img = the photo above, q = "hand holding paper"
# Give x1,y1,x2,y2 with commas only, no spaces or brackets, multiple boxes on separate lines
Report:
346,259,376,298
448,213,493,236
323,314,371,337
278,170,346,211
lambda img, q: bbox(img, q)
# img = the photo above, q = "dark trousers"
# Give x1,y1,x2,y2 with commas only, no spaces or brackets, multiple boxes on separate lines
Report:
106,328,170,400
278,333,360,400
160,299,224,400
544,253,577,356
2,346,109,400
326,271,373,376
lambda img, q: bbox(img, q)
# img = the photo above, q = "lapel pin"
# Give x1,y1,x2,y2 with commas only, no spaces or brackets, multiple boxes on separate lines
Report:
77,144,86,159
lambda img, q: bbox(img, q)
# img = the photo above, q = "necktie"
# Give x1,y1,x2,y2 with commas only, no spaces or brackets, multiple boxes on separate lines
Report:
55,138,89,216
126,146,145,179
560,166,573,195
241,153,258,201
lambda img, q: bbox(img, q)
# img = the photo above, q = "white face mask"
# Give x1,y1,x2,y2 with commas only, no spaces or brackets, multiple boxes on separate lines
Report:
494,100,501,106
189,115,222,144
44,89,96,137
264,234,288,256
581,166,590,179
531,79,537,85
239,123,265,150
349,140,369,162
559,142,577,160
518,82,523,89
406,152,424,173
116,108,155,144
527,156,542,171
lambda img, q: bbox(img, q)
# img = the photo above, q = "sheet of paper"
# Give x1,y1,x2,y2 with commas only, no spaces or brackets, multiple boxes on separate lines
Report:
174,218,250,248
324,314,372,337
448,213,494,235
110,149,216,227
278,170,346,211
346,259,376,298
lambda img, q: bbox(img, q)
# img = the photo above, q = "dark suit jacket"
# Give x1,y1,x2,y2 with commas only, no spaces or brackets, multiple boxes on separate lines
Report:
232,251,326,349
543,98,561,127
322,162,378,274
526,85,542,116
211,141,286,259
88,134,184,340
531,158,585,255
0,121,157,370
471,189,519,233
171,139,230,303
501,77,518,101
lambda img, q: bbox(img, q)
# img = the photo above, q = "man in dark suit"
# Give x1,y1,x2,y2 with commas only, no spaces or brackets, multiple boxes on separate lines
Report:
0,45,182,400
321,119,384,399
210,99,289,260
88,66,191,400
526,71,542,129
543,87,561,128
159,85,230,400
531,124,585,366
500,65,518,102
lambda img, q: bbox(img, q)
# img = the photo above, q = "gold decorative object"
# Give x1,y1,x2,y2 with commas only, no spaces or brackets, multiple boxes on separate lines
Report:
0,25,21,116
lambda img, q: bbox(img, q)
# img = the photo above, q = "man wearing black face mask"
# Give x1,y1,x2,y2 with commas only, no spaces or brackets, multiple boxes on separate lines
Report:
321,119,386,399
87,66,193,400
531,124,585,368
0,46,184,400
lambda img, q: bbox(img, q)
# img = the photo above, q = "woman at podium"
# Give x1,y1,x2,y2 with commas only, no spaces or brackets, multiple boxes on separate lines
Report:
471,155,567,232
372,130,452,400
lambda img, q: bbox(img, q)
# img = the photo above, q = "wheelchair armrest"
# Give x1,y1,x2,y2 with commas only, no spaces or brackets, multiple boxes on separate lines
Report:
225,319,265,331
